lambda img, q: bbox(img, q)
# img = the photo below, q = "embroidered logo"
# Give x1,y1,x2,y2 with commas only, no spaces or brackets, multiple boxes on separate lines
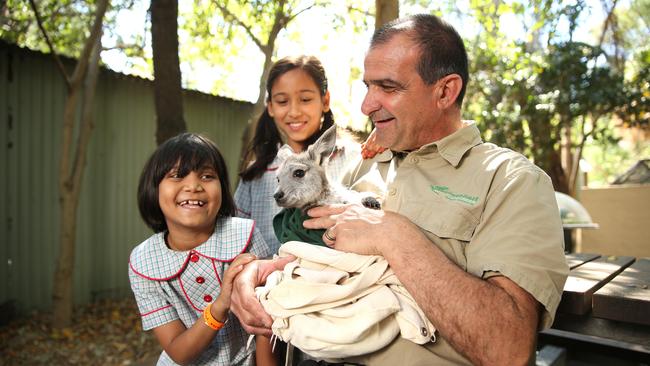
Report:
430,185,479,205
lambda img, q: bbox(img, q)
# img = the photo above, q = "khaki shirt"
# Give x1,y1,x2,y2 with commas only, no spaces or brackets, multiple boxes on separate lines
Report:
342,123,569,365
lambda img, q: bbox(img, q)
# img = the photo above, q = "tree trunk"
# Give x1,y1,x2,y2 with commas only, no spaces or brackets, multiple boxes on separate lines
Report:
151,0,186,145
238,47,274,172
375,0,399,29
50,2,106,327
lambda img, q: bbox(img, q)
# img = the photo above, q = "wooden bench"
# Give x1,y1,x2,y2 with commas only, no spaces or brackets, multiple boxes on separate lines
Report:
539,253,650,363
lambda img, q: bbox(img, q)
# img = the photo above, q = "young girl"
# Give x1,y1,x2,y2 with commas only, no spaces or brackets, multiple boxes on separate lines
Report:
129,133,273,365
234,55,359,256
234,55,360,366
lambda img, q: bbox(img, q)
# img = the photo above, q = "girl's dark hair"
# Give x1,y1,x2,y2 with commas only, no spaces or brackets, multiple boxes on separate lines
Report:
371,14,469,107
137,133,236,233
240,55,335,181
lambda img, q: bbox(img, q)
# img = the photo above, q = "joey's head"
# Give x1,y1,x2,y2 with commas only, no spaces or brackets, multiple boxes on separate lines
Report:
273,126,337,211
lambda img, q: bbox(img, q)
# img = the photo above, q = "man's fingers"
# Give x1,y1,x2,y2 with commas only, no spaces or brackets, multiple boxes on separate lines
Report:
306,204,347,218
257,256,295,280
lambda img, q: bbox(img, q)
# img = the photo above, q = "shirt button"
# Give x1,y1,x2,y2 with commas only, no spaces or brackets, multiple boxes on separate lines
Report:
388,188,397,196
196,276,205,284
411,156,419,164
420,327,428,337
203,295,213,303
190,254,199,262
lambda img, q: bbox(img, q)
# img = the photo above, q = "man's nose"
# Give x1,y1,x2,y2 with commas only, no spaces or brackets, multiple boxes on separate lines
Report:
361,89,379,116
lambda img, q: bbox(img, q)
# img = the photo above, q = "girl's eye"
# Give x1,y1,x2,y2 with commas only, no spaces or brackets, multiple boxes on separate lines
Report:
301,98,313,103
275,100,288,106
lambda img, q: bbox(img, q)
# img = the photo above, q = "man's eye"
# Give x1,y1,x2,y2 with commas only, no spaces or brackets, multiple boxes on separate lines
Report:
293,169,305,178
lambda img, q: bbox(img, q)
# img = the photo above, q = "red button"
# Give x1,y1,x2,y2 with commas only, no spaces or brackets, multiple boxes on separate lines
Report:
203,295,213,302
190,254,199,262
196,276,205,284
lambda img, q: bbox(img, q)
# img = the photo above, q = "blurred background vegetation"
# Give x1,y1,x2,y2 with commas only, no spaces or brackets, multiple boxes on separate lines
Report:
2,0,647,191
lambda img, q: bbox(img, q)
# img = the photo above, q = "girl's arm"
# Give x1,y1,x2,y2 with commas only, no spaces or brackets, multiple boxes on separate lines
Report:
152,254,256,365
255,335,278,366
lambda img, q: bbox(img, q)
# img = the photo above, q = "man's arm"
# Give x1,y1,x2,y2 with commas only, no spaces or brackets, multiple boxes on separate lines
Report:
306,206,540,365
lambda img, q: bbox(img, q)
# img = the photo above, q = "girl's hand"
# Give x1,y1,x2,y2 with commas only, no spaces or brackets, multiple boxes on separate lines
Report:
360,129,386,159
211,253,257,321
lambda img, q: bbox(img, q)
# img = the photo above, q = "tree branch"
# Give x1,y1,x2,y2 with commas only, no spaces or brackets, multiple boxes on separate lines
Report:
71,36,102,192
69,0,109,89
28,0,72,88
597,0,619,50
213,1,264,51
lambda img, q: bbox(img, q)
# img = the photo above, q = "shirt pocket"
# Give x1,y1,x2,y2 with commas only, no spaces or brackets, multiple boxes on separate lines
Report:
400,194,479,242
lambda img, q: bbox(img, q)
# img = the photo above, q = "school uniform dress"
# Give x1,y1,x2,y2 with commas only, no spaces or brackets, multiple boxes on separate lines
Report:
234,142,360,255
128,217,272,366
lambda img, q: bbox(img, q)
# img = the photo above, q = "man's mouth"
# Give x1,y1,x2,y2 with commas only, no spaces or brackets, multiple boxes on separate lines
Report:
178,200,205,207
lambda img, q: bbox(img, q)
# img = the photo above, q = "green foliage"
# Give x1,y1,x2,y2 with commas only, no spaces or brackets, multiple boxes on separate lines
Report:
1,0,143,62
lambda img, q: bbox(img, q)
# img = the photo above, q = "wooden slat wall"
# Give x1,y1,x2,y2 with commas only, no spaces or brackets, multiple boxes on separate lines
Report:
0,41,254,314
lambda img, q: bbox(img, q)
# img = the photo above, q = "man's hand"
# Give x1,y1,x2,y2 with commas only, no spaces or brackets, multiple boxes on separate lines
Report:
360,129,387,159
230,256,294,336
304,204,424,256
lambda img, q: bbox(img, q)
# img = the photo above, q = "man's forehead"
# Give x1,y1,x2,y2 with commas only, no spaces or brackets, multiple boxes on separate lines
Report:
363,35,418,79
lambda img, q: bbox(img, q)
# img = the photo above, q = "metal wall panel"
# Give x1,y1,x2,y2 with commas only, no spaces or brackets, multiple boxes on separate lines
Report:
0,41,254,314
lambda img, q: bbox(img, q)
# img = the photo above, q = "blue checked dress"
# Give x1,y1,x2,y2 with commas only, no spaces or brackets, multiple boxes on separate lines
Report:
128,217,272,366
234,142,360,255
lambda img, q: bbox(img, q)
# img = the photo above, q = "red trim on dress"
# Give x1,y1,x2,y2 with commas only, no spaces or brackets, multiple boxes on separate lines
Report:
129,257,189,281
141,304,172,317
179,271,203,312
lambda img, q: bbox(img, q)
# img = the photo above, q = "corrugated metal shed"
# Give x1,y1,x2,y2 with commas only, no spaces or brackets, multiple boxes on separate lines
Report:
0,40,254,315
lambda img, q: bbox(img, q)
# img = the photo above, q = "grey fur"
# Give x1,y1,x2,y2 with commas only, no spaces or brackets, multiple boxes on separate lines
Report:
273,126,381,212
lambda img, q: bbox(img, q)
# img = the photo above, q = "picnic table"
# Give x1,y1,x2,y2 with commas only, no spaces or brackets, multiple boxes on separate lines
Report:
538,253,650,363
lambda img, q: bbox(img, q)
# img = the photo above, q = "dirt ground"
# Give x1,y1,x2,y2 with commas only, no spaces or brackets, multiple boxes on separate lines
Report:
0,297,161,365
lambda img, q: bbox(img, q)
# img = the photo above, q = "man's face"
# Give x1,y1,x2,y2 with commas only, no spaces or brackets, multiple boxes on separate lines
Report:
361,33,440,151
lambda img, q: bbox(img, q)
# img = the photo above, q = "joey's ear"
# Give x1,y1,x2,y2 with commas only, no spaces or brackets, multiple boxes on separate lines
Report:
277,145,294,161
307,125,336,166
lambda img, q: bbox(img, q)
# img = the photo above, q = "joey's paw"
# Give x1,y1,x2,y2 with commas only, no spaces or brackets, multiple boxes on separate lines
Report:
361,196,381,210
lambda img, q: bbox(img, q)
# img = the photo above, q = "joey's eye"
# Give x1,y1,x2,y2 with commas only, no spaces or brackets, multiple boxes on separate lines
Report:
293,169,305,178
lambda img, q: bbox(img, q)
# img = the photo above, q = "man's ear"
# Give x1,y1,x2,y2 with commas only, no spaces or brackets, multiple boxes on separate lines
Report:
307,125,336,166
435,74,463,109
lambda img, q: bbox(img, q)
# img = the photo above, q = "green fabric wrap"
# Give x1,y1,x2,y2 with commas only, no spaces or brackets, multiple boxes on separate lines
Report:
273,208,326,247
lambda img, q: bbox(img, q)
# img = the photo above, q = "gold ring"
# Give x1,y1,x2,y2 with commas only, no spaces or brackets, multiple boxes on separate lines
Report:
324,228,336,241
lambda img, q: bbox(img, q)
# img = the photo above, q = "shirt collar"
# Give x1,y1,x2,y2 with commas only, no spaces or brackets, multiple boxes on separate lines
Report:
129,217,255,281
386,122,482,167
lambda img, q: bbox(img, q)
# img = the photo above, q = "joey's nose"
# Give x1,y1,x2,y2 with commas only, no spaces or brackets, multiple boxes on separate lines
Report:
273,191,284,201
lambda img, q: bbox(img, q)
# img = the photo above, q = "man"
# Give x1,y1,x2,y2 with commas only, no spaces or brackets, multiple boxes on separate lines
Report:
231,14,568,365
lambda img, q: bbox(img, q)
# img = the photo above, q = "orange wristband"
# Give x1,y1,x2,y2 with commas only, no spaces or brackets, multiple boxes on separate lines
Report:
203,302,227,331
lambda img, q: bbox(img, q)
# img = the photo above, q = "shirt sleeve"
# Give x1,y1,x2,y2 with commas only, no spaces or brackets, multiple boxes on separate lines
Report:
466,168,569,329
234,180,252,218
248,226,273,259
128,263,179,331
